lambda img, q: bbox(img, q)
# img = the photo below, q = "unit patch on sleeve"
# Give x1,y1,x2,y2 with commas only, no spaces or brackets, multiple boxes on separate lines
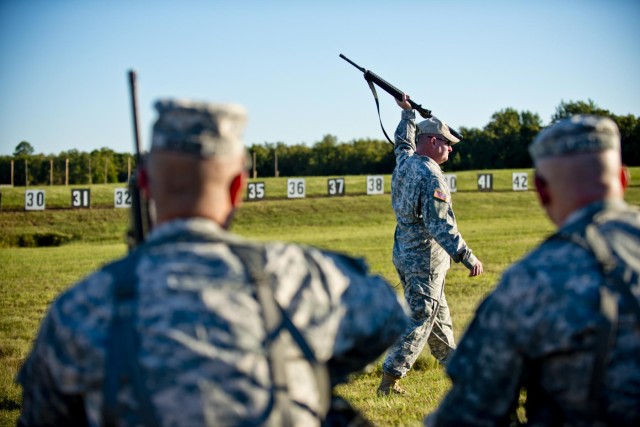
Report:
433,188,448,202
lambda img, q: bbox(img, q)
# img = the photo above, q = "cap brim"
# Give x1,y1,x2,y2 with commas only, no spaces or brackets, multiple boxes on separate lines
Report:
442,129,460,144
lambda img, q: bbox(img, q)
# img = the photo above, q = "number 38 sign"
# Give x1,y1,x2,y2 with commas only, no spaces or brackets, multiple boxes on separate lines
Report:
366,176,384,195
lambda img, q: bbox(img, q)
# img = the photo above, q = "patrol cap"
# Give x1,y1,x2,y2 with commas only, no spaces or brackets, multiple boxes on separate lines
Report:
151,99,247,157
417,116,461,144
529,115,620,162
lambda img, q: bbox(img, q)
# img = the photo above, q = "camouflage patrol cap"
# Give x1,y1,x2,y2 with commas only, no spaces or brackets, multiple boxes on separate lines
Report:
151,99,247,157
529,115,620,162
416,116,460,144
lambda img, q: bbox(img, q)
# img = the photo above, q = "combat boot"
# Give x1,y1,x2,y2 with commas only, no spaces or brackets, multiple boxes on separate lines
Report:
376,372,406,396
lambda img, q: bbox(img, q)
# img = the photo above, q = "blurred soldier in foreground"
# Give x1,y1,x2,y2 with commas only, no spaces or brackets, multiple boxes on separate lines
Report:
378,95,484,396
17,99,409,426
426,115,640,426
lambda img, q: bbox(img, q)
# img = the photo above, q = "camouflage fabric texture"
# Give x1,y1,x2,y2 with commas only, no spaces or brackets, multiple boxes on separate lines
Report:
17,218,409,426
382,109,478,377
427,201,640,426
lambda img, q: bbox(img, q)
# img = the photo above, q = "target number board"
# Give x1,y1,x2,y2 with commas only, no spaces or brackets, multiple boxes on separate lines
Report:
366,176,384,195
247,182,266,201
287,178,306,198
327,178,345,196
25,189,45,211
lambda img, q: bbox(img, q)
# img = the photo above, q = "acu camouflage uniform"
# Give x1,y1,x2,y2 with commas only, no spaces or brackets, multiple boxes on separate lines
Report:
17,99,409,427
427,115,640,426
17,219,409,426
428,201,640,426
383,109,478,378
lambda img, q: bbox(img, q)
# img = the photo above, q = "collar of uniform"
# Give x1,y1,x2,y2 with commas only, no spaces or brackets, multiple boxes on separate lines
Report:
560,199,628,229
146,217,228,244
419,154,442,171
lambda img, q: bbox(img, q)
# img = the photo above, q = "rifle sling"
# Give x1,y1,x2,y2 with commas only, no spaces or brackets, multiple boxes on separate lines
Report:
365,78,394,144
553,216,640,414
102,251,159,427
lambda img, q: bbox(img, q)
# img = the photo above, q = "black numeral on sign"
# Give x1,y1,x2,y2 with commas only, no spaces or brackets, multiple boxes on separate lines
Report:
477,174,493,192
327,178,345,196
71,189,91,208
247,182,266,200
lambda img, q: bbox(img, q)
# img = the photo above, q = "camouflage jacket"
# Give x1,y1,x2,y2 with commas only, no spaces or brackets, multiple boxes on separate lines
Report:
392,109,477,275
427,200,640,426
18,218,409,427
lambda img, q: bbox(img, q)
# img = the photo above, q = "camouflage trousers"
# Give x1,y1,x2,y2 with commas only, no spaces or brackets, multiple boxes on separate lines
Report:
382,268,455,378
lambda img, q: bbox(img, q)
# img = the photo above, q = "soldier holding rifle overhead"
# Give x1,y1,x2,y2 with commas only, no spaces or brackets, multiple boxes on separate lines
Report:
378,94,484,396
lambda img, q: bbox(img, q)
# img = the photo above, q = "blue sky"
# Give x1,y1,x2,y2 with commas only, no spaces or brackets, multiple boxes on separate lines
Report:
1,0,639,156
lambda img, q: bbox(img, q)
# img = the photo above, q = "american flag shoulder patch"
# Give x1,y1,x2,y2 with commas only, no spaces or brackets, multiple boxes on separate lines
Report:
433,188,448,202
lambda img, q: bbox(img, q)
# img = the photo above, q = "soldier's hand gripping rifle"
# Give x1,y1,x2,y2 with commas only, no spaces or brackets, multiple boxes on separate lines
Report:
126,69,151,250
339,54,462,143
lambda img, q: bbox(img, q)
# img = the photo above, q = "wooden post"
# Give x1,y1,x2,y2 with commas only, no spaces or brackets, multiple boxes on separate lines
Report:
11,160,14,187
274,150,280,178
88,157,92,185
252,151,257,179
25,159,28,187
104,159,107,184
50,159,54,185
65,158,69,186
127,156,131,182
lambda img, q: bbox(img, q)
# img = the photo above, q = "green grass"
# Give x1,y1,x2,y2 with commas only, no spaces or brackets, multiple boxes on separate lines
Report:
1,168,639,426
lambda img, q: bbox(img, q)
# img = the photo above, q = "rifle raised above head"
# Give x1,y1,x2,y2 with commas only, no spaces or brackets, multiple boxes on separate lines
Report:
339,53,463,143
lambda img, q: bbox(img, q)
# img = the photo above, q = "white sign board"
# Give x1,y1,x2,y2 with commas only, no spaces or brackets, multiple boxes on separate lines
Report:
25,189,45,211
366,176,384,195
444,174,457,193
287,178,306,199
114,188,132,208
512,172,529,191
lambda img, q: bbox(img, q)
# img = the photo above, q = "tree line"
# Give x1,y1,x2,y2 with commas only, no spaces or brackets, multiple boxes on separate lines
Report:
1,146,134,187
1,100,638,186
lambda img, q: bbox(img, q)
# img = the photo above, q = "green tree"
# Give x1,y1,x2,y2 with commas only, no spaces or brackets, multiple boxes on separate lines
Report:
14,141,34,156
551,99,611,122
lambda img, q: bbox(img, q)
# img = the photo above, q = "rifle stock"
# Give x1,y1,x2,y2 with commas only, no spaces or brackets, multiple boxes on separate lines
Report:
127,70,151,250
339,54,462,141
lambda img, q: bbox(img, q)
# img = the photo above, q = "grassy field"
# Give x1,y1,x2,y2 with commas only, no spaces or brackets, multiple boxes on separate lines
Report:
1,168,638,426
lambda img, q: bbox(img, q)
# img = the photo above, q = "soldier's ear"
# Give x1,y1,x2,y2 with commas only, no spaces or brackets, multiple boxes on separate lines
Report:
534,172,551,206
229,172,246,207
621,165,630,192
